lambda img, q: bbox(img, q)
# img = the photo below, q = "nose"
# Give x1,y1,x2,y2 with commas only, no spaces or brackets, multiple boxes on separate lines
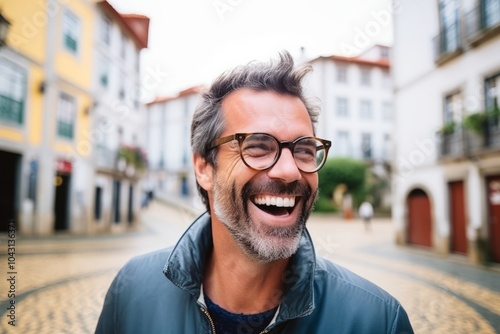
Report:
266,148,302,183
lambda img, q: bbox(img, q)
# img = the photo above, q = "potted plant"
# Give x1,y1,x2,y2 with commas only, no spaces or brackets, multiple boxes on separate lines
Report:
117,145,148,171
463,108,500,135
436,120,457,135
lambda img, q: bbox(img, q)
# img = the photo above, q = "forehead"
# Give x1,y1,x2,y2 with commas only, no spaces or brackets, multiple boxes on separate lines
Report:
220,88,314,138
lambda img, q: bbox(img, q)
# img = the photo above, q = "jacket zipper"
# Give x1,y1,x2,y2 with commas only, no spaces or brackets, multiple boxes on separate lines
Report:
200,307,271,334
200,307,217,334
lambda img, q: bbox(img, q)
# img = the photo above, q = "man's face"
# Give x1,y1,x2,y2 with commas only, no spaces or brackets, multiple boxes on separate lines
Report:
209,88,319,263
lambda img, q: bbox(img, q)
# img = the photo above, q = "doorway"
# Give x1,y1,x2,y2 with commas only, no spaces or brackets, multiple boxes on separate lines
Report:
0,151,21,231
407,188,432,247
486,175,500,263
449,181,467,254
54,173,71,231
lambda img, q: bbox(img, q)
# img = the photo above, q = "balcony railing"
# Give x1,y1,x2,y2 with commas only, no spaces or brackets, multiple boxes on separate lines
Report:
439,113,500,159
94,144,148,175
433,22,462,64
484,114,500,148
465,1,500,44
0,94,23,124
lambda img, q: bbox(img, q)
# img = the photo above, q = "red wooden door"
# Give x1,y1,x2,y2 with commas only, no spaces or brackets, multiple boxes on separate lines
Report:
407,189,432,247
487,176,500,263
449,181,467,254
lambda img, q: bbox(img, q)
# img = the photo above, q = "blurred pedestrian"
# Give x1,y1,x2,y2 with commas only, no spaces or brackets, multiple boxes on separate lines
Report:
96,52,413,334
359,200,374,231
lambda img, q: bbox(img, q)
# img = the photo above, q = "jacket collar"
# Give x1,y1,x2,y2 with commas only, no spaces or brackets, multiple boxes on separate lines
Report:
163,212,316,321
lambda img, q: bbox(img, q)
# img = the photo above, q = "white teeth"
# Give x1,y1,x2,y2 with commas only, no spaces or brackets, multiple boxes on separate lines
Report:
253,196,296,207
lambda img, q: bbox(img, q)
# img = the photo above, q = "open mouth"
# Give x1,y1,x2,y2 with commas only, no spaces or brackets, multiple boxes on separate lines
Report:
252,195,298,216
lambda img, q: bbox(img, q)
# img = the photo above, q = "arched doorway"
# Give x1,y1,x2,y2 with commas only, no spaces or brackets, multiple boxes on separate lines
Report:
407,188,432,247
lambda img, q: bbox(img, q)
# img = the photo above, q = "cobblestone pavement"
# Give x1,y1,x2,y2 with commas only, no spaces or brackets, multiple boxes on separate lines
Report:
1,200,499,333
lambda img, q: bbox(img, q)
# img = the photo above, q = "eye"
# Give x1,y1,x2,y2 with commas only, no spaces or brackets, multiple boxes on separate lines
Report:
242,135,277,158
294,140,318,160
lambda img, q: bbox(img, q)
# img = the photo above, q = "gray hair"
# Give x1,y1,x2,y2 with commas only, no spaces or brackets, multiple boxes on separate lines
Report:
191,51,319,211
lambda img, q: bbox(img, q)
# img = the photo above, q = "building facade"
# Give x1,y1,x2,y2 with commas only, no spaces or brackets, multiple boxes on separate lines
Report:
0,0,149,235
306,45,393,209
392,0,500,264
145,86,204,205
91,1,149,233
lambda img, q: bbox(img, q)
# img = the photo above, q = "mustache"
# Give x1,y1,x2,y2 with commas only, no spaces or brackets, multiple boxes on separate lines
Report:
242,179,312,198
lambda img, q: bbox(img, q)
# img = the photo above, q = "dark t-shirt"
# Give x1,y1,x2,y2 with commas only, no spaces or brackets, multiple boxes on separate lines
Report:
205,294,278,334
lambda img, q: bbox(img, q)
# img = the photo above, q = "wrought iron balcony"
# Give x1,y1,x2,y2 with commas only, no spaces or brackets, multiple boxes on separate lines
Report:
465,1,500,45
433,21,462,64
439,112,500,159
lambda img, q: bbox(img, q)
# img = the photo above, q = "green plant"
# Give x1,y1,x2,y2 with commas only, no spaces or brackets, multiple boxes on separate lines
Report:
436,120,456,135
463,108,500,135
313,196,339,213
117,145,148,170
463,112,487,135
317,157,367,211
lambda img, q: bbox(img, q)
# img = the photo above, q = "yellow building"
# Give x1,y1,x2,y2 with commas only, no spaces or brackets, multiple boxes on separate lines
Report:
0,0,95,234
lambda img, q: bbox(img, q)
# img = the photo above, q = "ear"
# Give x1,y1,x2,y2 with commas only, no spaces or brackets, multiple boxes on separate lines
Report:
193,154,214,192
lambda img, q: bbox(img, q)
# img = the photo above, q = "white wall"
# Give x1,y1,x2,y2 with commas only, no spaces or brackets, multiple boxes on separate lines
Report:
392,0,500,253
306,57,393,163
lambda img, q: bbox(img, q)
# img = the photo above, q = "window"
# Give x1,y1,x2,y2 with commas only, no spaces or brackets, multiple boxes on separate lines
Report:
380,47,389,59
383,134,392,160
57,93,76,139
382,102,392,120
438,0,459,53
119,83,126,100
336,97,349,117
336,65,347,83
361,133,372,159
382,69,391,88
482,0,500,29
62,9,80,54
133,86,140,109
360,68,371,86
101,15,111,46
484,74,500,141
0,61,26,124
360,100,372,119
444,91,462,124
99,57,110,88
485,73,500,111
336,131,350,157
121,33,127,59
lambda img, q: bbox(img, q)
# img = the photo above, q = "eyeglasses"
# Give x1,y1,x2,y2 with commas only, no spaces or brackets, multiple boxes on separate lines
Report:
210,133,331,173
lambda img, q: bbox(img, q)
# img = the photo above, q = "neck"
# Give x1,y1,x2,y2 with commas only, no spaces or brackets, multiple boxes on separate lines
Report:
203,219,289,314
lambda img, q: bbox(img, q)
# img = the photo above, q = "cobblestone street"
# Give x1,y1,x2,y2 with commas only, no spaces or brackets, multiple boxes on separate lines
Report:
1,200,499,333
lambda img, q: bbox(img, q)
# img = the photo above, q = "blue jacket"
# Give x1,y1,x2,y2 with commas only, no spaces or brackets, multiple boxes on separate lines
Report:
96,212,413,333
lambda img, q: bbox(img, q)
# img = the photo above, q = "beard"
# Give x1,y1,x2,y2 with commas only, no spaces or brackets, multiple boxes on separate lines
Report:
212,174,318,263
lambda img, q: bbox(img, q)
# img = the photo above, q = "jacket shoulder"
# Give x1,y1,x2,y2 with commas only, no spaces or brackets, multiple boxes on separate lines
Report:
315,256,396,304
308,257,413,333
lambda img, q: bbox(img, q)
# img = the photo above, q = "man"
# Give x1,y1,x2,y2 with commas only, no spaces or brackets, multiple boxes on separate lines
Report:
96,52,413,333
359,200,374,232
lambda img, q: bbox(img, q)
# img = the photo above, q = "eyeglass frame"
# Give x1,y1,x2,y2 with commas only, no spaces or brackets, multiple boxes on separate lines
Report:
210,133,332,173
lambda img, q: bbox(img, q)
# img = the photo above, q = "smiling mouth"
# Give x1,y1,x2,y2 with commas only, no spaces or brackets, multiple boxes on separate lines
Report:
252,195,298,216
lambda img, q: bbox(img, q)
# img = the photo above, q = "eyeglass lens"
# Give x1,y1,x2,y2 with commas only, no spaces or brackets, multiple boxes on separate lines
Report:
240,134,326,172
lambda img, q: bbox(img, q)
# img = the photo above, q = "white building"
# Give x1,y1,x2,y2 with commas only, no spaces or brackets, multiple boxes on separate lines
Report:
91,1,149,232
306,45,393,208
146,86,204,204
392,0,500,264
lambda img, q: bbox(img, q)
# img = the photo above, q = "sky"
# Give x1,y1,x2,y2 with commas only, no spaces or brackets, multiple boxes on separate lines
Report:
109,0,394,100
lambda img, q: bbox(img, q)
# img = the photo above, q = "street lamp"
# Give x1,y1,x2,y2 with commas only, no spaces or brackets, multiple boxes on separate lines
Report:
0,11,11,48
